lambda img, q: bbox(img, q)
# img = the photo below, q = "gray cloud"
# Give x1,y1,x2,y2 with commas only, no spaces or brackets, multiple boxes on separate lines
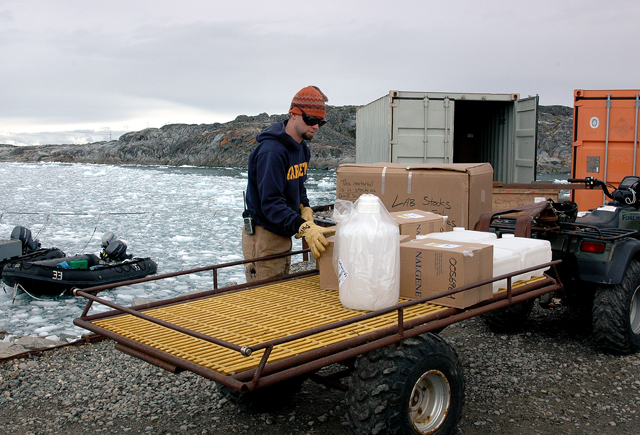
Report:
1,0,639,145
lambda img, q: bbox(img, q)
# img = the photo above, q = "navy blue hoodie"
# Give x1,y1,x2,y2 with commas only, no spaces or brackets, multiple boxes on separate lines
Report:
245,120,310,237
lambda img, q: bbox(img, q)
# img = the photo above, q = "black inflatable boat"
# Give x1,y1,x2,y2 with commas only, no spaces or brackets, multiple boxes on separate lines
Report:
0,226,66,280
1,229,157,296
2,253,157,296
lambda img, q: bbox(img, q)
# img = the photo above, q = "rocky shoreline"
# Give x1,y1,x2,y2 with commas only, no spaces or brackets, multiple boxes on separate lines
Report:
0,105,572,174
1,302,638,435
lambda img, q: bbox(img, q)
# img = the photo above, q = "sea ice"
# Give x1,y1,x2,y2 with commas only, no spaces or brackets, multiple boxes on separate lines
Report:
0,162,336,339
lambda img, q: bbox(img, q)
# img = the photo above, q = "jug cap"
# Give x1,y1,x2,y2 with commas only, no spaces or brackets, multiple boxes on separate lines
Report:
357,195,380,213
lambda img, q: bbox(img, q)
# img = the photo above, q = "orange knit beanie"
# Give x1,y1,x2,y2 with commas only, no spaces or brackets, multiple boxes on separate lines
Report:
289,86,328,118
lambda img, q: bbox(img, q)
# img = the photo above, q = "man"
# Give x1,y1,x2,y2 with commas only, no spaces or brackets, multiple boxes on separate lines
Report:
242,86,335,282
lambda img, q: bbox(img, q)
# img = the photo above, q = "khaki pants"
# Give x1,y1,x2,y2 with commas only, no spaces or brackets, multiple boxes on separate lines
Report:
242,225,292,282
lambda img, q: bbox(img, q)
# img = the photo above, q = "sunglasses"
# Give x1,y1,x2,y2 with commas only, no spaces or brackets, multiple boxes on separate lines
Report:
295,107,326,127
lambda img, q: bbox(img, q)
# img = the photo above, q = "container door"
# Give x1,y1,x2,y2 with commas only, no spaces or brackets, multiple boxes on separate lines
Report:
390,96,454,164
572,90,640,211
513,96,538,183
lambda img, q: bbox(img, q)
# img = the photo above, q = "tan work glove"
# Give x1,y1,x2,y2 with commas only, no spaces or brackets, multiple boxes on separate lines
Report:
295,221,336,259
300,204,314,222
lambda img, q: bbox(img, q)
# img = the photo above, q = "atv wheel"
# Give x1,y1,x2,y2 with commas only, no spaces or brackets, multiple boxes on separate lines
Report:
481,298,536,332
592,259,640,354
346,333,464,435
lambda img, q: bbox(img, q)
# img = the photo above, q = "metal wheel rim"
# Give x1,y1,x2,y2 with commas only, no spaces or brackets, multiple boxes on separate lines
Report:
631,285,640,335
409,369,451,434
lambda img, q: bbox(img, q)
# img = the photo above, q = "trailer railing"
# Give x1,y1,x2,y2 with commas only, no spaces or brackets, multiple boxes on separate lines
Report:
73,249,562,393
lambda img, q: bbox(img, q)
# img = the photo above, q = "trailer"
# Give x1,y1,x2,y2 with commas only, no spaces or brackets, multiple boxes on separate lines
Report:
73,249,562,435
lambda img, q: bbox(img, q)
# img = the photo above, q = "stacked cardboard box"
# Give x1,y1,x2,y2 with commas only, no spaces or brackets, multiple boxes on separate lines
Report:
389,209,448,239
399,239,493,309
336,163,493,229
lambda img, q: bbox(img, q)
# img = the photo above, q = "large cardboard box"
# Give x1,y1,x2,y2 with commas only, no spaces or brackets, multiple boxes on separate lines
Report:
493,187,559,211
336,163,493,229
389,209,448,239
399,239,493,308
319,234,411,291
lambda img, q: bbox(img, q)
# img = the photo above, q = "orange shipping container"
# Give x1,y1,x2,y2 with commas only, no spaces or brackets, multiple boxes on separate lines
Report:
572,89,640,211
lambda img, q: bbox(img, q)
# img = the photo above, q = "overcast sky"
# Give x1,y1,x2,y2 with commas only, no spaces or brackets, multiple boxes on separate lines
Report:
1,0,639,146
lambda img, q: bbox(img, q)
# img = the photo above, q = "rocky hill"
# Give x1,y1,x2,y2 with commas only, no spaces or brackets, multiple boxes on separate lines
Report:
536,105,573,174
0,105,572,173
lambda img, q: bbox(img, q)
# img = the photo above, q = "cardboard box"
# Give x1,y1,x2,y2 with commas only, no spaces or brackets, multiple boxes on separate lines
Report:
336,163,493,229
399,238,493,308
390,209,448,239
319,234,411,291
493,187,559,211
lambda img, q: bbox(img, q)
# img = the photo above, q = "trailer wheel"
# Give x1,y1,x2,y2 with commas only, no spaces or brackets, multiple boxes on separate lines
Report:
346,333,464,435
592,259,640,354
219,376,306,411
481,299,535,332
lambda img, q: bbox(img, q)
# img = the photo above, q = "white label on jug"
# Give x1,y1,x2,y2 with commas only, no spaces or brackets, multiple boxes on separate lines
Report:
337,259,349,286
397,213,424,219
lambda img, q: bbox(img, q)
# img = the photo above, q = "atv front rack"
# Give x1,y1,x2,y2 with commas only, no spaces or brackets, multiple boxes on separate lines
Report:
475,200,638,241
488,217,638,241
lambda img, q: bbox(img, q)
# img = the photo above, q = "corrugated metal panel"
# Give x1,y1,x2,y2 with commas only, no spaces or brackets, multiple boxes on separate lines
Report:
477,103,510,182
355,91,537,184
356,94,391,163
393,91,517,102
572,89,640,210
514,96,539,182
391,96,454,164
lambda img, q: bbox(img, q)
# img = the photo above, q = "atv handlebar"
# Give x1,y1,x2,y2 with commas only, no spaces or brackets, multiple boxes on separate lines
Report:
567,177,615,199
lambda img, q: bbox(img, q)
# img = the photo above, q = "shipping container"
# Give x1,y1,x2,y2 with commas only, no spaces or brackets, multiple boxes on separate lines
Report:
572,89,640,211
356,91,539,183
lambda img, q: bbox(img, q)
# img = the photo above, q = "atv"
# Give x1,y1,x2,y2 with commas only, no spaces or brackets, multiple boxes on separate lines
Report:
474,175,640,354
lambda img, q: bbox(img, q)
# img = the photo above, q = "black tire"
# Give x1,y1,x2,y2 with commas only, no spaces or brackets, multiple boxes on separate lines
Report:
346,333,464,435
592,259,640,354
481,298,535,332
219,375,306,411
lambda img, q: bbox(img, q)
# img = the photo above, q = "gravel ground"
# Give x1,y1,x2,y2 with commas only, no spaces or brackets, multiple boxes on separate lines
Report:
1,299,639,435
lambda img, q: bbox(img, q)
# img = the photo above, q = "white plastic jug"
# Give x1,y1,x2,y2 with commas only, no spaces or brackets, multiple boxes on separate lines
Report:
334,195,400,311
492,247,523,293
486,234,552,282
419,227,497,243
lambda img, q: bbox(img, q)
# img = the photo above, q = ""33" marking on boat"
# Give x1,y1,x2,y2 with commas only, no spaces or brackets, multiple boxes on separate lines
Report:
53,271,63,280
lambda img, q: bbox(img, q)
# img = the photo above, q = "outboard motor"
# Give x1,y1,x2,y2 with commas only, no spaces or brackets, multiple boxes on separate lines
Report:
10,226,40,253
101,231,118,249
101,239,133,262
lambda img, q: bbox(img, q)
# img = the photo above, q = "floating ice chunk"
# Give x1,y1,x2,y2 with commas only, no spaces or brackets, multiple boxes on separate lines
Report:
171,235,196,242
35,325,58,335
27,316,46,324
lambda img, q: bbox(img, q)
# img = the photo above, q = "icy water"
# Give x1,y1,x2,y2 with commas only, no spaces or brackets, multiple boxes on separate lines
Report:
0,162,337,340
